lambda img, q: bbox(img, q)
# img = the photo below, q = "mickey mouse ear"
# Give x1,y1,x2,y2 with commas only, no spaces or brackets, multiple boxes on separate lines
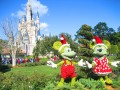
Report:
89,41,96,49
103,40,111,48
53,41,62,50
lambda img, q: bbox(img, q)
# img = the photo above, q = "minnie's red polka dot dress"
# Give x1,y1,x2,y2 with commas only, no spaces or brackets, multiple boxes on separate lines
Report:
93,57,112,76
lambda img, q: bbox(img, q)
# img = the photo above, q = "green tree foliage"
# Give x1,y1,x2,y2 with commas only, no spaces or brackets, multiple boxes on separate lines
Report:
93,22,120,45
109,32,120,45
75,24,93,61
110,45,119,55
0,39,7,53
33,40,40,58
106,28,115,40
117,43,120,52
93,22,109,39
33,36,59,58
0,54,2,66
117,26,120,32
117,43,120,59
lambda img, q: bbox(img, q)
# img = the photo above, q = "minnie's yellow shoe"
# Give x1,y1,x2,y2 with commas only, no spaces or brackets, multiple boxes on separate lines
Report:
105,76,112,84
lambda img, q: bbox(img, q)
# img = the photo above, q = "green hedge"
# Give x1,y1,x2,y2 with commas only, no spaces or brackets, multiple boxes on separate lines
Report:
0,65,11,73
16,58,48,67
1,71,120,89
0,72,56,90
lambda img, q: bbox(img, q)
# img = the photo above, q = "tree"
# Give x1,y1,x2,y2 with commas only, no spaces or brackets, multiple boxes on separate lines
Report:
0,39,8,53
93,22,108,39
110,32,120,45
117,43,120,59
0,53,2,70
33,35,59,58
33,40,40,58
105,28,115,42
0,18,21,67
75,24,93,61
110,45,119,55
117,26,120,32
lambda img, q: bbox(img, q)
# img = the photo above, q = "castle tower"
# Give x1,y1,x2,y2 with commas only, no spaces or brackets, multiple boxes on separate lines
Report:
36,10,40,38
26,0,32,23
18,0,40,55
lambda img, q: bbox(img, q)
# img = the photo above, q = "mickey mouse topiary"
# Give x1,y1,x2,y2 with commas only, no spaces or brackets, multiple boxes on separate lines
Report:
47,35,86,88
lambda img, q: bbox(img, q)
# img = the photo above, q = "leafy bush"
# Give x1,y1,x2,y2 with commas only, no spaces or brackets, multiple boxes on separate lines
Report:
76,66,93,78
16,60,47,67
58,83,71,90
79,78,106,90
112,80,120,88
112,75,120,88
0,72,5,89
72,81,85,90
0,65,11,72
43,81,55,90
0,72,56,90
1,70,120,90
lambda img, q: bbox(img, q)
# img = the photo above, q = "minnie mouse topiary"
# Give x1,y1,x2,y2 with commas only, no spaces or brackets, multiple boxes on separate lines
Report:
86,36,120,84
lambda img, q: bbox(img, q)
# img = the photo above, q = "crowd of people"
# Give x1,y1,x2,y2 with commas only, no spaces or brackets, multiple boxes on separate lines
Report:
1,58,11,65
1,55,59,65
1,57,40,65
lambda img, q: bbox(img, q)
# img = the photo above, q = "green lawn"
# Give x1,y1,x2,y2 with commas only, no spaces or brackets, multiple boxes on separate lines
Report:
2,64,120,90
5,65,60,76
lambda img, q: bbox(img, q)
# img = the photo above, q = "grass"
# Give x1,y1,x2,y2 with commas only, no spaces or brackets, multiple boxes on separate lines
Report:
4,65,60,76
2,58,120,90
2,65,120,90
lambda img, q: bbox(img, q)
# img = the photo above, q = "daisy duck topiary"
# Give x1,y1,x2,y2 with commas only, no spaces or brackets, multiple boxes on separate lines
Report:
47,35,85,87
86,36,120,84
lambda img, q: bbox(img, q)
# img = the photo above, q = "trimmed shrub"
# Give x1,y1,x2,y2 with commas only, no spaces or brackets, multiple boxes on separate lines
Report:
16,60,47,67
0,72,56,90
79,78,106,90
0,65,11,72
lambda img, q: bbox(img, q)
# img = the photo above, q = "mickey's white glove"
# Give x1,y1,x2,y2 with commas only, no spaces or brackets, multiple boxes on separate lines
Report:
47,61,57,68
111,61,120,67
78,59,86,67
86,61,92,69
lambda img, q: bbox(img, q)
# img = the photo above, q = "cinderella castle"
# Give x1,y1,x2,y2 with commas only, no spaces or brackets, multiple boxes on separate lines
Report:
17,0,42,55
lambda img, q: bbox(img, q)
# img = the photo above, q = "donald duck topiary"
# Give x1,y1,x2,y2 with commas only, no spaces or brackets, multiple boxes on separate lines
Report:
86,36,120,84
47,35,85,88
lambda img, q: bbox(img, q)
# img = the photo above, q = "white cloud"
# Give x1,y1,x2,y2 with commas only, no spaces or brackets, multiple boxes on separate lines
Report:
11,0,48,18
40,23,48,29
17,10,26,17
30,0,48,16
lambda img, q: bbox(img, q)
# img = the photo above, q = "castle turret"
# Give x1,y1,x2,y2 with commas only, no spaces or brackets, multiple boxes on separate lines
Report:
26,0,32,23
36,11,40,30
17,0,41,55
35,11,40,37
22,15,26,24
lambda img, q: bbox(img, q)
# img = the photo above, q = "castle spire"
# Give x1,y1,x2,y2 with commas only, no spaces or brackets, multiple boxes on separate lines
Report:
28,0,31,5
27,0,32,23
37,7,39,18
36,9,40,32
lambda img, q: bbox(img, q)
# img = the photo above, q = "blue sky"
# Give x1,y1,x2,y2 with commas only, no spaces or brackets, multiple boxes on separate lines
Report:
0,0,120,39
